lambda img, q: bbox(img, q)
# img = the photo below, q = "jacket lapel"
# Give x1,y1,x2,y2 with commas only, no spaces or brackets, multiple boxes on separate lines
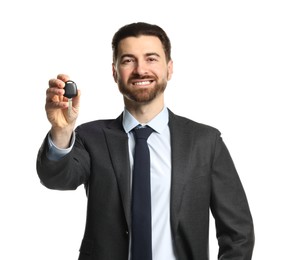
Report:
169,111,197,235
103,115,132,231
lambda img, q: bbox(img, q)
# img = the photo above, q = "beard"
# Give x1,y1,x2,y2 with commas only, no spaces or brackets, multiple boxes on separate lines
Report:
117,76,167,104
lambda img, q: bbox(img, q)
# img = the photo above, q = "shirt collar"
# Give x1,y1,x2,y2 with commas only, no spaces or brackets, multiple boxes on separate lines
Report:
122,107,169,134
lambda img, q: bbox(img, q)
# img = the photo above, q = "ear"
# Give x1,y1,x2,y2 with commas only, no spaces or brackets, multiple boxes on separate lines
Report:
167,60,173,80
112,63,118,83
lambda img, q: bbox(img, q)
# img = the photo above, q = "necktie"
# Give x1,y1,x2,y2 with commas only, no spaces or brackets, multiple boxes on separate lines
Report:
131,126,154,260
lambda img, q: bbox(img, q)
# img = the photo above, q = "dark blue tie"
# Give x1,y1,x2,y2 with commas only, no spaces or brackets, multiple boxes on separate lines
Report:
131,126,154,260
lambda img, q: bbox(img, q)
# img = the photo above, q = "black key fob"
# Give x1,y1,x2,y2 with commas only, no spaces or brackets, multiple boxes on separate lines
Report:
64,80,78,98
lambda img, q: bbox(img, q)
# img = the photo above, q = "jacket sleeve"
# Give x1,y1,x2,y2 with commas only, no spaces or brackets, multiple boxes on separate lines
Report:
210,133,254,259
36,133,91,190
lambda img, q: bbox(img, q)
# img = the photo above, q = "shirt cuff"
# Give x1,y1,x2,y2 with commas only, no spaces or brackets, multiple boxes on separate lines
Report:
47,131,75,161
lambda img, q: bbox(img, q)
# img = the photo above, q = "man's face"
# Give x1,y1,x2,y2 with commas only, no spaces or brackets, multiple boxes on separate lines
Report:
112,35,173,104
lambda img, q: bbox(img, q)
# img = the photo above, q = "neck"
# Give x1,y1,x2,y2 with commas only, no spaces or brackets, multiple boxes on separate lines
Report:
124,94,164,124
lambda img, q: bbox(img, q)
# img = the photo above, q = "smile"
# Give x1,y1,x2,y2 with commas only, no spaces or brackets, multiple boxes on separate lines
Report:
132,80,153,86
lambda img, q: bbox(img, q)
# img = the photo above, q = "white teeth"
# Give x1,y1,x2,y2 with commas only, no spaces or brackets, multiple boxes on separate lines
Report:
133,81,151,85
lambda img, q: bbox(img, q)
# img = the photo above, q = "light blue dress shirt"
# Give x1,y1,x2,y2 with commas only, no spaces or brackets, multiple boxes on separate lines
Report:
47,107,176,260
123,107,175,259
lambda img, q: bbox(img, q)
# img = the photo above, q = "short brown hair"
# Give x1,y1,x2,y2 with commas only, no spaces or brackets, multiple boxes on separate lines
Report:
112,22,171,63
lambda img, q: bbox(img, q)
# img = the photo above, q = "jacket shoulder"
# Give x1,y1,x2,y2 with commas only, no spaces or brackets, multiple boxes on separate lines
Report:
169,110,221,137
77,119,115,130
76,114,123,134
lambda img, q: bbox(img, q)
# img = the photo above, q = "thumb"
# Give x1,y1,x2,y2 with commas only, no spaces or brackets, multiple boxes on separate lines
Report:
72,89,81,110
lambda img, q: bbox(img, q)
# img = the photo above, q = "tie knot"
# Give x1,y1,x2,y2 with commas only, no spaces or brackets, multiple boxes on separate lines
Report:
133,126,154,140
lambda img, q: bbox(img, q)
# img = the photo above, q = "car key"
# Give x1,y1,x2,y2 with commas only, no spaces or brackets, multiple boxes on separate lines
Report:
64,80,78,116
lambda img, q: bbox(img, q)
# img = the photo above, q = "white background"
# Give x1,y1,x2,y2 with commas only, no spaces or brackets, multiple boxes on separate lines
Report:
0,0,288,259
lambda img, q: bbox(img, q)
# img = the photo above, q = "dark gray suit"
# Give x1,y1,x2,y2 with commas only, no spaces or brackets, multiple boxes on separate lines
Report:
37,110,254,260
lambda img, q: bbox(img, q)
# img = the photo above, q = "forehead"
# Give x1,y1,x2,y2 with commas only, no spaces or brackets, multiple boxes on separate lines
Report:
117,35,165,57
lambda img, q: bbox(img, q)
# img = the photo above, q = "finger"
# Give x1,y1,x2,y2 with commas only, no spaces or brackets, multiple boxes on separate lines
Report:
57,74,70,82
45,100,68,110
46,86,65,97
45,87,67,112
49,78,66,89
45,94,68,109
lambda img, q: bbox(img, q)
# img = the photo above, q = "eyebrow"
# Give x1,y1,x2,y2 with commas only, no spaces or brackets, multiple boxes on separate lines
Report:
145,52,161,58
120,52,161,60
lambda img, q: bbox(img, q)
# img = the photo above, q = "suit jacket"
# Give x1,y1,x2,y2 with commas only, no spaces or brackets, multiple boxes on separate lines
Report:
37,110,254,260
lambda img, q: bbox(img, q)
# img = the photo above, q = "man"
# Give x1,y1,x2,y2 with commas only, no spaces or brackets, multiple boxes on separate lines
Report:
37,22,254,259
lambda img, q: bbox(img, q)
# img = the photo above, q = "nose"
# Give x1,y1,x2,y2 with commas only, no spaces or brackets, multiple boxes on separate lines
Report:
133,60,148,76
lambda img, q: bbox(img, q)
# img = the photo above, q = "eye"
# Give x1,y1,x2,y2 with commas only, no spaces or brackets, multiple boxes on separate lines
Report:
121,58,135,64
147,57,158,63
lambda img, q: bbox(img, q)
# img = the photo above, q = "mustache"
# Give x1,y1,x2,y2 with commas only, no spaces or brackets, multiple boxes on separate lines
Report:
129,75,155,81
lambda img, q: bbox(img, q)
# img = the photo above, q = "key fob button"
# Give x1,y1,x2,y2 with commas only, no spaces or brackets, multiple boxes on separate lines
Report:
64,80,78,98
